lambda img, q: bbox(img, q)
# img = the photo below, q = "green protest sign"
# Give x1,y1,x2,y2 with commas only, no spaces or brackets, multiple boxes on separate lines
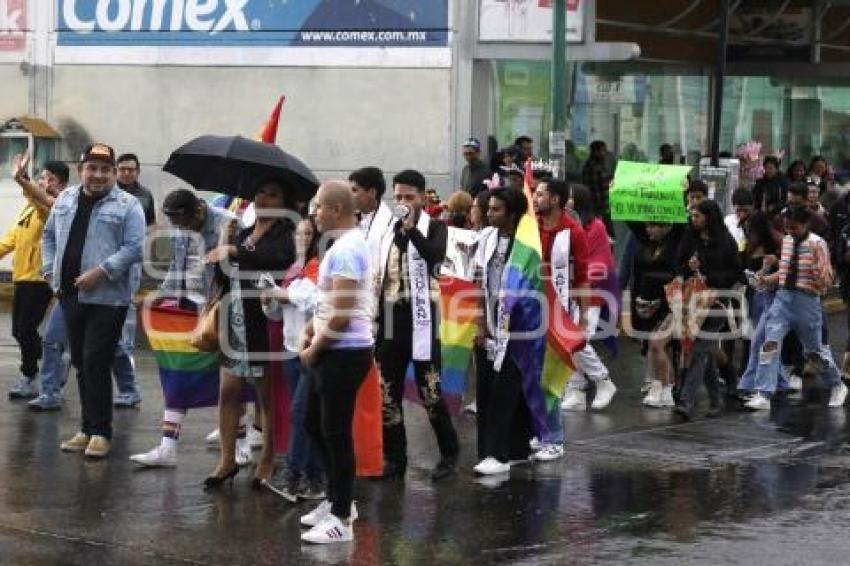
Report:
609,161,691,223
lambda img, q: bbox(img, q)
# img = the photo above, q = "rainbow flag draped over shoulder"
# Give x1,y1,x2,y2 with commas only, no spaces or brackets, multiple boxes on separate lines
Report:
403,276,478,414
502,161,586,433
143,305,253,409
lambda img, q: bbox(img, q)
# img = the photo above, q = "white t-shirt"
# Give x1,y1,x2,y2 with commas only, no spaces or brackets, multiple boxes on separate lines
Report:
724,213,746,251
315,228,375,349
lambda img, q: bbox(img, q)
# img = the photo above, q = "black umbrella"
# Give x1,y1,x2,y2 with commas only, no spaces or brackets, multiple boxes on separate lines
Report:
163,135,319,203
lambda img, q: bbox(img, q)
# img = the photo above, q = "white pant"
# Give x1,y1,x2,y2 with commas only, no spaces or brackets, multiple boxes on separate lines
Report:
567,306,610,390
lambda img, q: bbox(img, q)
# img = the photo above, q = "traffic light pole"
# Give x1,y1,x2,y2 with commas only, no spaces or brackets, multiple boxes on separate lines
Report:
710,0,730,166
550,0,567,177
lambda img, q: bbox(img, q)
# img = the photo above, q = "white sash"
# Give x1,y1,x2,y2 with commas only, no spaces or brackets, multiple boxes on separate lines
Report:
476,228,510,371
476,227,499,339
364,202,395,319
409,211,433,361
492,244,513,372
377,211,397,295
551,229,572,311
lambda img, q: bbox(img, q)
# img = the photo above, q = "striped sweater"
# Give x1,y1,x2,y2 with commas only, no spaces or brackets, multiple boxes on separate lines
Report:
776,232,833,295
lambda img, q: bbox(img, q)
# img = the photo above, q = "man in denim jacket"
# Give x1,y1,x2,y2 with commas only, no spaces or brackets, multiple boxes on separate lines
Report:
42,143,145,458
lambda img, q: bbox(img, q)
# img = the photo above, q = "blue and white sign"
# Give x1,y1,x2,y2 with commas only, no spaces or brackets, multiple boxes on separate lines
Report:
57,0,449,47
55,0,450,66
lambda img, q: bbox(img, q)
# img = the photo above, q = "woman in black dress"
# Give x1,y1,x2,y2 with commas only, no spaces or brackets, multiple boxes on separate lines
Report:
204,180,296,488
627,221,684,408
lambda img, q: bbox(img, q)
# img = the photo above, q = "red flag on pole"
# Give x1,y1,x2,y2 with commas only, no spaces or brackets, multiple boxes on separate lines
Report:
256,95,285,144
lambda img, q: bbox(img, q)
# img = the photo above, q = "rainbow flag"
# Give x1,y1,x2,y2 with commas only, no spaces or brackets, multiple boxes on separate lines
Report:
503,161,586,434
143,305,253,409
403,276,478,414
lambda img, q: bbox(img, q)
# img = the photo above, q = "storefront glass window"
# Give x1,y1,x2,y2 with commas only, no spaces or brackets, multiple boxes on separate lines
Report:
489,60,710,171
720,76,850,175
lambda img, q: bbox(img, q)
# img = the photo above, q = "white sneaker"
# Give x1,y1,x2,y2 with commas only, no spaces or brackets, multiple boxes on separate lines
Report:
301,514,353,544
829,382,848,408
642,380,663,407
788,375,803,392
659,386,675,407
246,426,264,450
473,457,510,476
561,389,586,411
205,428,220,444
235,438,253,467
301,500,358,528
532,444,564,462
745,393,771,411
129,444,177,467
591,379,617,410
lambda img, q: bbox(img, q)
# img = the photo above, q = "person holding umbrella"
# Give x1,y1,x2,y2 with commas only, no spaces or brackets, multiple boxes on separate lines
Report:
162,134,318,486
203,179,296,489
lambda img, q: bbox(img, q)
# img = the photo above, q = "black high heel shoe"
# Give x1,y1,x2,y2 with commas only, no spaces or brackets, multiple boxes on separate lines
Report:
203,466,239,490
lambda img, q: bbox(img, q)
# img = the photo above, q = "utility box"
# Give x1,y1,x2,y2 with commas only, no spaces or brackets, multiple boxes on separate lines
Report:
0,117,62,273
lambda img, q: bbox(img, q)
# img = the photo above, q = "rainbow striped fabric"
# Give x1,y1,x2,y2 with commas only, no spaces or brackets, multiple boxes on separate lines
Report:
503,162,585,434
403,276,478,414
143,305,252,409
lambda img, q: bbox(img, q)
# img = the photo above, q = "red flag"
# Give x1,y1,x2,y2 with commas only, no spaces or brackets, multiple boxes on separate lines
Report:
256,95,285,143
354,363,384,477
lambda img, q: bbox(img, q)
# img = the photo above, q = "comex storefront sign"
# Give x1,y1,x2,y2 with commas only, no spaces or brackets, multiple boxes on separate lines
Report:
61,0,251,35
56,0,451,67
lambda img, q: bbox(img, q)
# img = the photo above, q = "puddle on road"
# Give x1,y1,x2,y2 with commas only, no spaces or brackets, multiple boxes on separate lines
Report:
354,405,850,565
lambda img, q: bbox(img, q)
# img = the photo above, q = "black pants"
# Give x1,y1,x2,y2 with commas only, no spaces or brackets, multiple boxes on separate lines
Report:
61,295,127,439
12,282,52,378
376,308,459,469
475,348,533,463
677,310,728,412
305,348,372,519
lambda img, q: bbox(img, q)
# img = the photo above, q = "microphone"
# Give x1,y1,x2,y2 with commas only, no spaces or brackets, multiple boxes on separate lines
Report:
393,204,411,220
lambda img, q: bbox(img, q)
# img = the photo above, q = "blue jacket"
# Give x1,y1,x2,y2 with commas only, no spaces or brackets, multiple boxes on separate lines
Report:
42,184,146,306
160,202,238,300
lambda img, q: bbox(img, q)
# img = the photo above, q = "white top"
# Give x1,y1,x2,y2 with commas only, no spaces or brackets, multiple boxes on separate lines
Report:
315,228,375,349
263,276,318,353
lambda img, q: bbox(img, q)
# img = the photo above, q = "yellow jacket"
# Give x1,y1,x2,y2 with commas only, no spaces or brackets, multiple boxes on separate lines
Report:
0,200,49,283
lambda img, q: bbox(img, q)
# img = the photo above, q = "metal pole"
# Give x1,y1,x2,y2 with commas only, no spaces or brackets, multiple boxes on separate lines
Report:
710,0,730,166
550,0,567,177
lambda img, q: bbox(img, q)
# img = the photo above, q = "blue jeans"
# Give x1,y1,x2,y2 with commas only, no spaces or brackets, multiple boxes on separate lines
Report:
39,302,69,397
283,356,323,481
542,403,564,446
754,290,841,393
112,302,140,397
739,291,789,393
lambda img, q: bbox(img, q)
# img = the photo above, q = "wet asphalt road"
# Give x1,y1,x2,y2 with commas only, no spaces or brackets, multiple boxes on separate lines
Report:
1,312,850,565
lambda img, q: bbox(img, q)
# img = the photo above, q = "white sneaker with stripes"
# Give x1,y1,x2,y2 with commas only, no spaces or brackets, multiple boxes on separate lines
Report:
301,514,353,544
301,500,358,528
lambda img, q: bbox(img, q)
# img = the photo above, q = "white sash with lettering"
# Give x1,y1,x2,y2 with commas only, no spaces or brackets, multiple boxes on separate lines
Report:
475,227,510,371
551,229,574,317
409,211,433,361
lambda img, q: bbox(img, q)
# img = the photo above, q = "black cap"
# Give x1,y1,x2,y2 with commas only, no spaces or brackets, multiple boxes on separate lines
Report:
80,143,116,166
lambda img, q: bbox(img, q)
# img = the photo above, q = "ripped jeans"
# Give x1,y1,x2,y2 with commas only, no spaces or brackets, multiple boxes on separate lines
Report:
754,289,841,393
